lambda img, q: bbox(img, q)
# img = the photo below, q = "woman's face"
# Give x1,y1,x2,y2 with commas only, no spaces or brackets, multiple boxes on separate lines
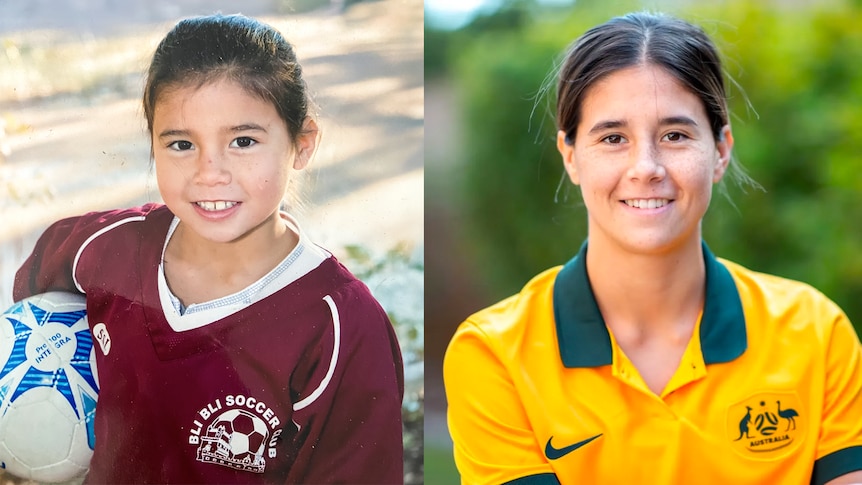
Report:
557,63,733,256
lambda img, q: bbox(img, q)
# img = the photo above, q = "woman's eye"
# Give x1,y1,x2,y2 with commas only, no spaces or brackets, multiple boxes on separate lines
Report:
168,140,193,151
663,132,688,142
230,137,256,148
602,134,625,144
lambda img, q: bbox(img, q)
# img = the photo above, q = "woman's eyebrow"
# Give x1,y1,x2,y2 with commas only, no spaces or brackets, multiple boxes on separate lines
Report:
660,116,698,127
587,119,626,135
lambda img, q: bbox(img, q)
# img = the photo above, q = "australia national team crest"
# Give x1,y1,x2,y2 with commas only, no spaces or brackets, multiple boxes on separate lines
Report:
726,392,804,457
188,394,284,473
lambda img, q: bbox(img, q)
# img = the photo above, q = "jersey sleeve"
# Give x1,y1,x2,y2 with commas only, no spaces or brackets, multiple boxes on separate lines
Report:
14,215,86,300
13,205,154,301
811,309,862,485
444,319,559,485
288,283,405,484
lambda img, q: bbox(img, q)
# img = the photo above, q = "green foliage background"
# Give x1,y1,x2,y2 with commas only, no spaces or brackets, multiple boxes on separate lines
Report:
429,0,862,333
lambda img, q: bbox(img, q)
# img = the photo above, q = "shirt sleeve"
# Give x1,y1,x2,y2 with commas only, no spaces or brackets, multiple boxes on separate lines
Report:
287,285,405,484
444,319,558,485
811,310,862,485
13,205,155,301
14,214,92,300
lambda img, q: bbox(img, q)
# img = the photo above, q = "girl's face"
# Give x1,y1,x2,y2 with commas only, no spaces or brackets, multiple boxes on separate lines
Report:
557,64,733,255
153,79,316,245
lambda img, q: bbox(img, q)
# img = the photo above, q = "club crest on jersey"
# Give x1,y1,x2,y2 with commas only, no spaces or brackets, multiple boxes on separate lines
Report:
188,394,284,473
726,392,804,457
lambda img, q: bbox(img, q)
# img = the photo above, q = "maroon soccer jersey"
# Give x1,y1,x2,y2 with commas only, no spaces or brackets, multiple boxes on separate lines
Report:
14,204,404,484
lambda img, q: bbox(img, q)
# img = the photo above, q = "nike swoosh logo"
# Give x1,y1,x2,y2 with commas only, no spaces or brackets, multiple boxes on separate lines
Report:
544,433,603,460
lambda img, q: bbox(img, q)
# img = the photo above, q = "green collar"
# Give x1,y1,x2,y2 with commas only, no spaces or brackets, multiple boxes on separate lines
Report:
552,241,747,367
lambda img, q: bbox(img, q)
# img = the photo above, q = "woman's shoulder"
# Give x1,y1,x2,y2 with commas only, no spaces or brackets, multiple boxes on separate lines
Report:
718,257,849,330
453,266,563,345
719,258,839,306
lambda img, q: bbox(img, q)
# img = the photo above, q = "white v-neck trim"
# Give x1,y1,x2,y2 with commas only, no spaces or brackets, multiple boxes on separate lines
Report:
157,213,330,332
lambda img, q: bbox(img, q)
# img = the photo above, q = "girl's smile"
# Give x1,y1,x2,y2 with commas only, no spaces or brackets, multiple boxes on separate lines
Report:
192,199,241,221
195,201,238,212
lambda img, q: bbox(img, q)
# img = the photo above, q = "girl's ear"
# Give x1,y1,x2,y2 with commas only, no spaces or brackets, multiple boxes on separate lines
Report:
713,125,733,183
293,117,319,170
557,130,580,185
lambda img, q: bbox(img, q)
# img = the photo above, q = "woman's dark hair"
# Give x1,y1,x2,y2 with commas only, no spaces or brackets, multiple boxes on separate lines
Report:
555,11,757,191
143,14,311,142
557,12,727,142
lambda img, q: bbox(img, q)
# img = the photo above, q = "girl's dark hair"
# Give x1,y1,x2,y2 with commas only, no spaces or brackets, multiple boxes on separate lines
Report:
143,14,311,142
556,11,757,191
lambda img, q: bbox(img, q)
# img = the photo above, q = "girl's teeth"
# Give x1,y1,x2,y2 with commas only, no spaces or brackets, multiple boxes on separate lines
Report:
197,201,236,211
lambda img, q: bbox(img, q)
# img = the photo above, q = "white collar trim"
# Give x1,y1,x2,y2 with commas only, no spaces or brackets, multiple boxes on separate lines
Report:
157,213,329,332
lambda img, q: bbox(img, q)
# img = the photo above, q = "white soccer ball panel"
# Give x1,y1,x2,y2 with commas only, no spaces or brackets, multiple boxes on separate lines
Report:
2,387,78,466
0,446,32,481
0,317,15,361
25,324,80,374
26,456,88,484
65,419,95,468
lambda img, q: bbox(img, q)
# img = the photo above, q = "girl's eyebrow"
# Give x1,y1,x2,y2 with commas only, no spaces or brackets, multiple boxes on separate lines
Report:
158,129,189,139
157,124,268,139
231,123,267,133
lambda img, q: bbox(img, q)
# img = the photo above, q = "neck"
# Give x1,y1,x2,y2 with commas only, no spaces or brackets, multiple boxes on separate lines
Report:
585,233,705,342
169,212,296,275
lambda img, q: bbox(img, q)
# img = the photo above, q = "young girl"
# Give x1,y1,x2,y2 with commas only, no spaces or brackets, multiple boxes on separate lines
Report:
444,12,862,485
13,14,404,484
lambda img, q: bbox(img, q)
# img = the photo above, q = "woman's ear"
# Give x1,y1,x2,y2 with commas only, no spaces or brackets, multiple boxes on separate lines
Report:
713,125,734,183
293,117,319,170
557,130,580,185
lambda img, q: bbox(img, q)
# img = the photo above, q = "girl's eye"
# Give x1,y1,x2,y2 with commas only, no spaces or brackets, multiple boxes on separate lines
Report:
168,140,193,151
230,137,256,148
602,134,625,144
662,132,688,142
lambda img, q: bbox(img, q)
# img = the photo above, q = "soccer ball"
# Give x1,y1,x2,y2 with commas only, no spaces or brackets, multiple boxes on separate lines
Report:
0,292,98,482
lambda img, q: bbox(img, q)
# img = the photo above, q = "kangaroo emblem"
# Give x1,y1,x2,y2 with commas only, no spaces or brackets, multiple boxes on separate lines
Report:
734,406,753,441
776,400,798,431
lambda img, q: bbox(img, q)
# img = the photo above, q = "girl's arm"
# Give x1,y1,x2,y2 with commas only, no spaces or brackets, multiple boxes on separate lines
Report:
287,287,405,484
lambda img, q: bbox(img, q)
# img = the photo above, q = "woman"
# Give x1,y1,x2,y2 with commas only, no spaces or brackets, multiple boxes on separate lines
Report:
444,11,862,485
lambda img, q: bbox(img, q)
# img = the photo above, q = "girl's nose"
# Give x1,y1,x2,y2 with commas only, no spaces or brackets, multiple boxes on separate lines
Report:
194,149,231,186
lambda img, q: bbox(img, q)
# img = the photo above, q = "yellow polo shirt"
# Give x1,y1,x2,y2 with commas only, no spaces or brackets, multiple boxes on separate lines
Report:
445,243,862,484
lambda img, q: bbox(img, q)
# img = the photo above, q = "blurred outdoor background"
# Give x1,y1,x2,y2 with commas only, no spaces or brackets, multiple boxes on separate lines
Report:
0,0,423,483
425,0,862,482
